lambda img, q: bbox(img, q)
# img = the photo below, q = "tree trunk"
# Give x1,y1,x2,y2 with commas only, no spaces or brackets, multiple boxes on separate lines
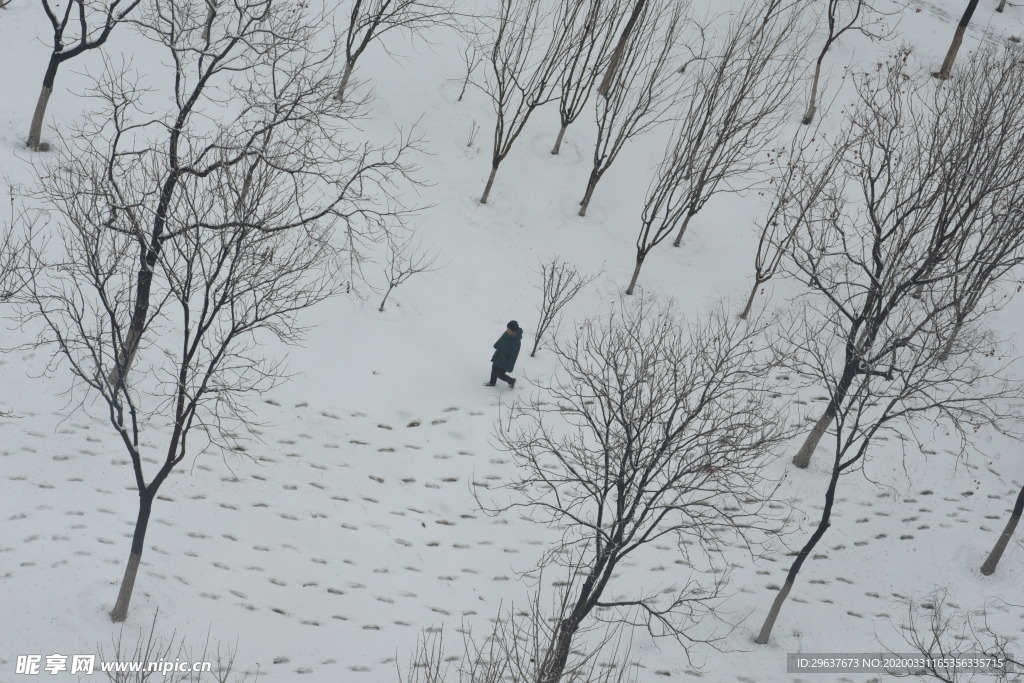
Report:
539,618,581,683
107,284,149,387
755,454,841,644
793,358,860,469
625,254,645,295
980,483,1024,576
754,579,793,645
670,212,694,248
792,410,833,469
801,57,824,125
597,0,647,97
936,0,980,79
378,285,395,313
480,164,499,204
551,123,568,155
738,279,760,320
110,493,154,622
996,0,1007,11
203,0,217,42
335,61,354,102
578,179,598,217
27,56,60,150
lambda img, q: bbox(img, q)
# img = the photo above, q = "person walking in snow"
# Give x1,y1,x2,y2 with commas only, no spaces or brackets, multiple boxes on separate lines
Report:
486,321,522,388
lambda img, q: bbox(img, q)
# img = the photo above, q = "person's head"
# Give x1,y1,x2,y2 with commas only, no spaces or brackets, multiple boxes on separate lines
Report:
506,320,521,335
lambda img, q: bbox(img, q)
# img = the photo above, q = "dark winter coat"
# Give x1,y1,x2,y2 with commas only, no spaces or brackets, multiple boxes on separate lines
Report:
491,330,522,372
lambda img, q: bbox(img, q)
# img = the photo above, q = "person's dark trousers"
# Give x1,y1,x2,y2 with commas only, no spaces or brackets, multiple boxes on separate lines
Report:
490,363,514,386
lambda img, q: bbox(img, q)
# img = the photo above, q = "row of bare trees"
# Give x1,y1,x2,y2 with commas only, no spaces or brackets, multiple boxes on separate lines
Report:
464,0,1018,297
23,0,464,150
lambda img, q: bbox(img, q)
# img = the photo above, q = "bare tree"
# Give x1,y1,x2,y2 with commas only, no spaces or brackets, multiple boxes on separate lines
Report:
335,0,461,102
26,0,143,150
492,295,790,682
14,0,419,623
980,481,1024,576
478,0,564,204
626,0,806,294
577,0,684,217
755,309,1022,644
738,127,845,320
529,256,600,357
788,48,1024,470
935,0,981,79
378,234,440,312
548,0,623,155
802,0,888,125
883,591,1023,682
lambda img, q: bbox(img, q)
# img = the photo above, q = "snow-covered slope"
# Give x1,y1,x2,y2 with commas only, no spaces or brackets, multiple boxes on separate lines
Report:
1,0,1023,681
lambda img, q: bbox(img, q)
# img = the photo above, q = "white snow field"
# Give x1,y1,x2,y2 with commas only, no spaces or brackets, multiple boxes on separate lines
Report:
1,0,1023,681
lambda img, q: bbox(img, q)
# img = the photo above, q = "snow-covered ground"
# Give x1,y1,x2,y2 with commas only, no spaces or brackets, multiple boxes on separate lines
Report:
1,0,1023,681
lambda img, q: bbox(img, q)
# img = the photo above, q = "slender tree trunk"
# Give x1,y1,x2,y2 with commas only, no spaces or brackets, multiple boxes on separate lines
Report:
625,253,645,295
801,56,825,125
980,483,1024,576
793,359,860,468
110,168,183,385
739,278,761,320
551,123,568,155
108,246,157,387
110,493,154,622
27,56,61,150
996,0,1007,11
936,0,980,79
597,0,648,97
480,163,500,204
755,454,841,644
539,618,581,683
378,285,395,312
670,212,694,248
792,410,833,469
203,0,217,42
335,60,354,102
578,171,600,217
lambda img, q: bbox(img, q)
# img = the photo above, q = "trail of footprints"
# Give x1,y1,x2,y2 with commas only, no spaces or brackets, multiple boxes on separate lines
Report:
169,401,516,677
5,398,1023,679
